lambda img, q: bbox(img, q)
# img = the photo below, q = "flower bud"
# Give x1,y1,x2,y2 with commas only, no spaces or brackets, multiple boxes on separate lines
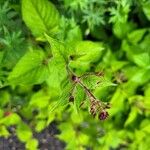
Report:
4,111,12,117
69,95,74,102
98,110,109,120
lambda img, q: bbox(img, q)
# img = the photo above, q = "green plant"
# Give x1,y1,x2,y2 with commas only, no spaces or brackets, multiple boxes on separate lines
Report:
0,0,150,149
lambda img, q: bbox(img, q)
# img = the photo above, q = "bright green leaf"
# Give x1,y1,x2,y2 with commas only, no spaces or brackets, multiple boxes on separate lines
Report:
133,53,150,68
30,90,50,109
22,0,60,38
124,107,138,127
8,50,49,85
142,1,150,20
0,125,10,138
0,113,21,126
26,138,38,150
35,120,46,132
69,41,104,74
16,123,32,142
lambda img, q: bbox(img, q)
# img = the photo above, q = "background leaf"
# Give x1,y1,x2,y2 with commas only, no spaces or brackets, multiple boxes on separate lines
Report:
8,50,49,85
22,0,60,38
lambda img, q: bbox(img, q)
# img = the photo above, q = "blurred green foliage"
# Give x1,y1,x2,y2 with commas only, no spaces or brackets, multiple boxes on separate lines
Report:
0,0,150,149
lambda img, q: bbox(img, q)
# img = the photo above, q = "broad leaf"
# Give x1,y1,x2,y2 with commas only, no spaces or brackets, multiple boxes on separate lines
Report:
142,1,150,20
82,75,116,90
48,80,73,114
124,107,138,127
69,41,104,74
127,29,147,44
0,125,10,138
22,0,60,38
16,123,32,142
25,138,38,150
133,53,150,68
109,88,126,116
29,90,50,109
74,84,85,112
8,50,49,85
0,113,21,126
45,35,68,90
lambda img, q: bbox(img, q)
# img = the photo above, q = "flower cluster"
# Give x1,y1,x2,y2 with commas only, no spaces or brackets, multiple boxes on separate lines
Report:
90,99,110,120
70,73,110,121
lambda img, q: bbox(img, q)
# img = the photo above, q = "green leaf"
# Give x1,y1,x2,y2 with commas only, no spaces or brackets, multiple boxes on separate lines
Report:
127,29,147,44
74,84,85,112
69,41,104,74
45,34,68,60
0,125,10,138
48,80,72,114
113,21,134,39
0,113,21,126
133,53,150,68
82,75,116,90
29,90,50,109
26,138,38,150
0,51,4,64
35,120,46,132
0,91,10,107
45,35,68,90
58,17,82,43
8,50,49,85
16,123,32,142
109,88,126,116
22,0,60,38
0,109,3,118
82,75,101,89
130,68,150,84
142,1,150,20
0,30,26,69
58,123,76,143
142,124,150,134
111,60,128,71
140,119,150,134
124,107,138,127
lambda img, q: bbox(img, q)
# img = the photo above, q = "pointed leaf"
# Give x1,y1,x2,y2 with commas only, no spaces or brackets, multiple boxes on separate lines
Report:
22,0,60,38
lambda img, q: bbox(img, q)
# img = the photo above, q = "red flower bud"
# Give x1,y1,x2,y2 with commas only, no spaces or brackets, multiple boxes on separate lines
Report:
4,111,12,117
98,110,109,120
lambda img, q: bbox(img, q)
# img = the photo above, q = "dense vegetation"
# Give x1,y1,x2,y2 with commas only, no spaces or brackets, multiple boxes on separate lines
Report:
0,0,150,149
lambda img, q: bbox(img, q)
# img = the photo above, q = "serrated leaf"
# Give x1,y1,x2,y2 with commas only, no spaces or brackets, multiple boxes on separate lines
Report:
82,75,116,90
8,50,49,85
45,34,68,60
22,0,59,38
48,80,73,114
82,75,101,89
69,41,104,74
74,84,85,112
45,35,68,90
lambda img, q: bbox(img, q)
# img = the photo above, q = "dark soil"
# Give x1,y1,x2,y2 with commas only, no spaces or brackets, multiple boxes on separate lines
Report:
0,122,65,150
